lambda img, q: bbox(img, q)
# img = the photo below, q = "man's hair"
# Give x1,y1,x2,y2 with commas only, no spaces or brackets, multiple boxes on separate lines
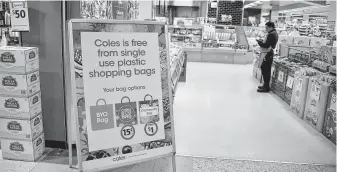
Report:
265,22,275,29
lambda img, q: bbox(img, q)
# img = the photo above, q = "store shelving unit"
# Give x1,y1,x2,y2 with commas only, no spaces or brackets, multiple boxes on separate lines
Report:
169,43,186,97
168,25,203,49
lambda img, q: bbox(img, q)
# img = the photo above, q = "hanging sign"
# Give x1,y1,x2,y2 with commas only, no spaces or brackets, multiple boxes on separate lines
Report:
211,2,217,8
9,0,30,31
67,20,175,172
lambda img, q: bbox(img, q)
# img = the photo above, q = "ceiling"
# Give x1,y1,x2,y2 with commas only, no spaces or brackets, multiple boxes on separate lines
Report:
243,0,328,10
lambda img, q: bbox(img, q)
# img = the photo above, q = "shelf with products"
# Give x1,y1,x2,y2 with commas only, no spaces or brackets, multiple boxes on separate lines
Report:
169,43,186,95
254,43,336,144
168,25,203,50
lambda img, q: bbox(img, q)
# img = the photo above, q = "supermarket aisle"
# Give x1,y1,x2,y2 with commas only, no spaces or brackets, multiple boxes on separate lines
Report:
173,62,336,165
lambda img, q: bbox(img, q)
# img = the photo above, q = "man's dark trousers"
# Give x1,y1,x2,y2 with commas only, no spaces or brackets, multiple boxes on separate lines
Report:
261,51,274,90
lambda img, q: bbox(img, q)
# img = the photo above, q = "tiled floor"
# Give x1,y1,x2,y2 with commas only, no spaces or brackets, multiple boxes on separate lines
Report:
174,62,336,165
0,62,336,172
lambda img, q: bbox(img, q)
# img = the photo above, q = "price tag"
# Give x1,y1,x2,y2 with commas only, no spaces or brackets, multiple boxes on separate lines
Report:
330,94,336,111
278,71,284,82
310,84,321,101
120,125,135,140
286,76,294,88
144,122,158,136
10,0,29,31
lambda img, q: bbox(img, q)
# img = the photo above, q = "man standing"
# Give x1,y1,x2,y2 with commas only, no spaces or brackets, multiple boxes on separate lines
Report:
256,22,278,93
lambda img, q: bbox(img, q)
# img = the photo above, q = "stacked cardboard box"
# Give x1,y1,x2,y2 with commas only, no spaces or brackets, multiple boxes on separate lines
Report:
323,87,336,144
0,46,45,161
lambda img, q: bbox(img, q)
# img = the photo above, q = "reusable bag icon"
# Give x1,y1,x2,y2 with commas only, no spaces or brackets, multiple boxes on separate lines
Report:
115,96,138,127
90,99,114,131
139,94,160,124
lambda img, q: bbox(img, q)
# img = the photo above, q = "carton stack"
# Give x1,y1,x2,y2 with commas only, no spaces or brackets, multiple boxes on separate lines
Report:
0,46,45,161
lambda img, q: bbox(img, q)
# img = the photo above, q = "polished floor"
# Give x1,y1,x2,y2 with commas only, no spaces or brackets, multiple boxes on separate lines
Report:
0,62,335,172
174,62,336,165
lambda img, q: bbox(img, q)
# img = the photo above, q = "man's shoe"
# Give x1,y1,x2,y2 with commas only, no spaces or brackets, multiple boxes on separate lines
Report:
257,88,270,93
258,85,264,89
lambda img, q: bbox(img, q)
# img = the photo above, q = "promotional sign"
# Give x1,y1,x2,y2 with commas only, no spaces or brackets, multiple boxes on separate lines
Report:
67,20,175,172
81,32,165,151
9,0,30,31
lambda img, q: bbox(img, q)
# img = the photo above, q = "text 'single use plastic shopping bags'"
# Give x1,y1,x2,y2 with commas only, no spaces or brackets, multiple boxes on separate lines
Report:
139,94,160,124
90,99,114,131
115,96,138,127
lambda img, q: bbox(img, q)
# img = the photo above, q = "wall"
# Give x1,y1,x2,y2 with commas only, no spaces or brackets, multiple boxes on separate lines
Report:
207,0,243,25
21,1,67,146
139,0,153,20
328,1,336,21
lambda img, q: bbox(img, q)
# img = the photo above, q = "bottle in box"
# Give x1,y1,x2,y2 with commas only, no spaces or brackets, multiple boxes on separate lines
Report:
1,133,45,161
0,71,40,97
0,46,39,74
0,92,42,119
0,114,43,140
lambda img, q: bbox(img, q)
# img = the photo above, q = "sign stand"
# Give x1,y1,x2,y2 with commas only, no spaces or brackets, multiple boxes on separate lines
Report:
65,19,177,172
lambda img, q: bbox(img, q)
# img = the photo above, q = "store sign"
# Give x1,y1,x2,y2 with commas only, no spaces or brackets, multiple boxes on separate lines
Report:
81,32,165,151
211,2,217,8
9,0,30,31
67,20,175,172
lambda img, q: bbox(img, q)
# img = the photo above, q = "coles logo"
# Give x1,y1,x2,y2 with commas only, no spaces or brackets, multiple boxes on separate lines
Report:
112,155,126,162
2,76,17,87
36,138,43,146
29,51,36,59
5,98,20,109
30,74,37,82
32,95,39,104
10,142,24,152
7,121,22,131
34,117,40,126
0,52,15,63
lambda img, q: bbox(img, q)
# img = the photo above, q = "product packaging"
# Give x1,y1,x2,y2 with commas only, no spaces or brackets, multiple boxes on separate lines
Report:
115,96,138,127
0,92,42,119
323,87,336,144
0,71,40,97
0,46,39,74
0,114,43,140
303,76,331,132
1,133,45,161
293,36,310,46
139,94,160,124
279,35,294,45
290,71,310,119
310,37,324,47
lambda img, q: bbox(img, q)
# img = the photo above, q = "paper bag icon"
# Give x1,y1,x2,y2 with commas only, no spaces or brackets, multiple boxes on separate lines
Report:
115,96,138,127
139,94,160,124
90,99,114,131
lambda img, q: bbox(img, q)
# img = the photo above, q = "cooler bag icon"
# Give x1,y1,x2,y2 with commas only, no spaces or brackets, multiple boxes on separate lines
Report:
139,94,160,124
90,99,114,131
115,96,137,127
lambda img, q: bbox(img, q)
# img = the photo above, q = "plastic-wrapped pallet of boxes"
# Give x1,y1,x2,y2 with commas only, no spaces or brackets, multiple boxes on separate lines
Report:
0,46,45,162
284,66,298,105
252,58,258,79
303,75,335,133
273,61,288,100
271,62,279,92
290,68,321,119
322,82,336,144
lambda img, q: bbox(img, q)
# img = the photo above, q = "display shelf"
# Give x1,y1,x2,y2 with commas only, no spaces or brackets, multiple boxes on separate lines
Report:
169,43,186,95
168,25,203,49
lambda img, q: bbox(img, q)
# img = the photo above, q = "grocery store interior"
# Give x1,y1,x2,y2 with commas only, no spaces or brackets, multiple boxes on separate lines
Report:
0,0,336,172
